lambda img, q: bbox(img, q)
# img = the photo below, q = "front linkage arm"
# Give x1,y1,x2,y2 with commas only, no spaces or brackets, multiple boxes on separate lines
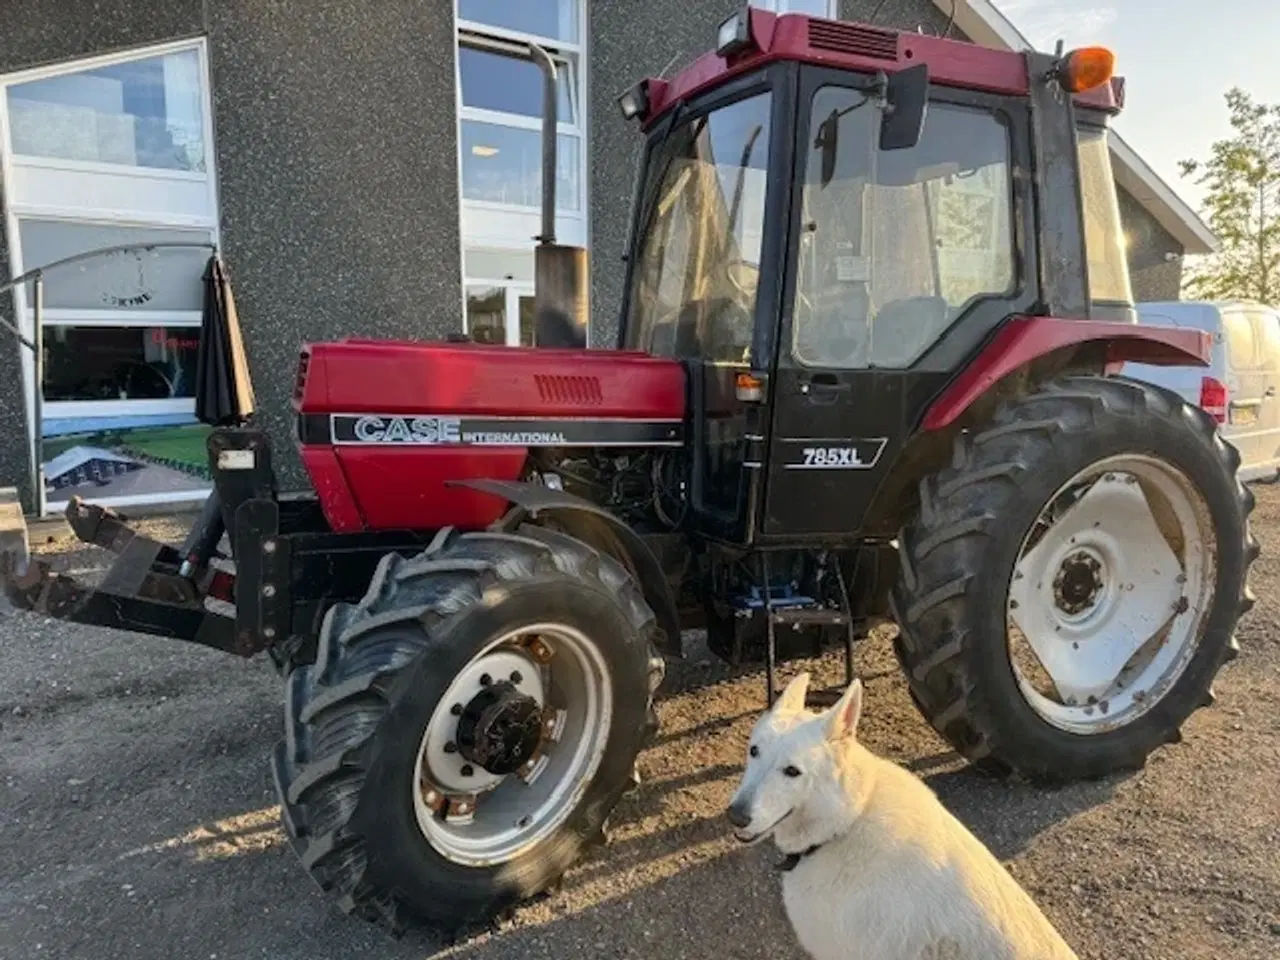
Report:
0,427,282,658
2,427,444,669
1,496,242,655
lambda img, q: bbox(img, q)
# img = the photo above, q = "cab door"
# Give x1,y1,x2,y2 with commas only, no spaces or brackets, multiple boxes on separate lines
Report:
760,72,1031,541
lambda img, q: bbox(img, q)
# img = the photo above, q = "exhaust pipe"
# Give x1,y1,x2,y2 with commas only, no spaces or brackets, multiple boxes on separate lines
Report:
529,42,588,349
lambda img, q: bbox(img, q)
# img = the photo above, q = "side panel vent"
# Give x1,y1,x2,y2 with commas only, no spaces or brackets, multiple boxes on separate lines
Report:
293,351,311,401
808,20,899,61
535,374,604,406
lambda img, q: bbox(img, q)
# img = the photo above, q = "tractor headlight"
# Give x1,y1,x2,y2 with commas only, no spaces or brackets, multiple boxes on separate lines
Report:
716,8,755,59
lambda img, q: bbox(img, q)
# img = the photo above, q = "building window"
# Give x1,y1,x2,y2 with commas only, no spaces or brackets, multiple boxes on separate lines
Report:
6,47,207,173
456,0,587,345
0,39,220,514
751,0,839,16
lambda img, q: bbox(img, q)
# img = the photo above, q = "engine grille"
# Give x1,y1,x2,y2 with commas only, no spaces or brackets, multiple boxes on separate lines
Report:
807,20,899,61
534,374,604,406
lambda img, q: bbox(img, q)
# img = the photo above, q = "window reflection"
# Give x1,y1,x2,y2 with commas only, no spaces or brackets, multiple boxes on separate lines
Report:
459,46,573,122
626,92,773,363
460,122,580,211
466,286,507,344
43,325,200,402
7,49,206,172
458,0,579,42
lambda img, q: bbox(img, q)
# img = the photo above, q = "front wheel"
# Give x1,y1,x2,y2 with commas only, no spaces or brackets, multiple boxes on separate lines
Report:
273,525,664,932
892,375,1257,781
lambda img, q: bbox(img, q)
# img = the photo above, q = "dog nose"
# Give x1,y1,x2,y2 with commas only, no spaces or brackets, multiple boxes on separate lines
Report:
726,801,752,829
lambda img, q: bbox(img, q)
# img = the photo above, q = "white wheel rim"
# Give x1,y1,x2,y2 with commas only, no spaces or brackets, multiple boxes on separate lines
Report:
412,623,612,867
1007,454,1216,735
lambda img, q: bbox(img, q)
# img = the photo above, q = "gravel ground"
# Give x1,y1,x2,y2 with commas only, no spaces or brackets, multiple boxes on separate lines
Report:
1,495,1279,960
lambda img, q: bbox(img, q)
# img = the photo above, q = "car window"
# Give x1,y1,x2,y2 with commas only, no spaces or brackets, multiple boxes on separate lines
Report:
1223,310,1258,371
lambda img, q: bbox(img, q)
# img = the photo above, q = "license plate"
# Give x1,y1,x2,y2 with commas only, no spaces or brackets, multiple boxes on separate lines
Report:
1231,404,1258,426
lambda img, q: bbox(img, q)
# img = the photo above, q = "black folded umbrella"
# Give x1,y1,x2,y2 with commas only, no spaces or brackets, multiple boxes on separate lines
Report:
194,253,255,427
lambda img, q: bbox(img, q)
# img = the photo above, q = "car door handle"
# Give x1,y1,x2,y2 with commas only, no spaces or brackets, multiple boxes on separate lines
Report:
800,373,845,390
799,373,849,404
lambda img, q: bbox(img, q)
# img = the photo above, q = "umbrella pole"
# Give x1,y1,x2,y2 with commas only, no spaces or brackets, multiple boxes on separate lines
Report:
31,275,45,518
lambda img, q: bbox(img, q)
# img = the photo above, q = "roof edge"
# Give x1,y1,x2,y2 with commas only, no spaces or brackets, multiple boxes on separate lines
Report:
930,0,1221,255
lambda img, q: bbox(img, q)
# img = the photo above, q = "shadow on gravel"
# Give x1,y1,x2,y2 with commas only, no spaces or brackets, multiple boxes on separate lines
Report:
922,766,1131,861
433,846,800,960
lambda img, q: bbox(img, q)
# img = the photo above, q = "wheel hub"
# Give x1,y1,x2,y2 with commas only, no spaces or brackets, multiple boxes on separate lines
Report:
1053,549,1105,616
455,681,544,775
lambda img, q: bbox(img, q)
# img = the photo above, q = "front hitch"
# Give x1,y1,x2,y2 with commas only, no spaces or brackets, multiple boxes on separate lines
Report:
1,493,242,656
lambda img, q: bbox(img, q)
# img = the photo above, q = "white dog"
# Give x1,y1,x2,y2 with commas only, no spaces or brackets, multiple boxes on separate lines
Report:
727,674,1078,960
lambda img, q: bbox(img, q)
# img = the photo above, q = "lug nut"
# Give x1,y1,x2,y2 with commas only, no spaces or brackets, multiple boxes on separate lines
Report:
444,741,457,754
450,703,463,716
460,764,474,777
480,673,492,687
510,670,523,684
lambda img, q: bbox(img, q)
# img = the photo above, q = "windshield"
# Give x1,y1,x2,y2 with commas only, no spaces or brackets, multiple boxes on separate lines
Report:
793,86,1016,369
624,91,772,364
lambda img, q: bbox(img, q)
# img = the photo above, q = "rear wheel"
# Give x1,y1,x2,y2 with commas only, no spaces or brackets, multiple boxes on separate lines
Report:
892,375,1257,781
273,525,663,932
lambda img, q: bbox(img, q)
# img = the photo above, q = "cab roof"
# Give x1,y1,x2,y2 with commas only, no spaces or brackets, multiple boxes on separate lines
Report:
641,8,1124,128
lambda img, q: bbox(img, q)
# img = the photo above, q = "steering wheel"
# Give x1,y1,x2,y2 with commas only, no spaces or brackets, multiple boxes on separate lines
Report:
723,258,760,302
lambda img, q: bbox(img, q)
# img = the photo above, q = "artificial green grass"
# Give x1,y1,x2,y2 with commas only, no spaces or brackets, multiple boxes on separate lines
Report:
41,424,211,469
120,425,210,469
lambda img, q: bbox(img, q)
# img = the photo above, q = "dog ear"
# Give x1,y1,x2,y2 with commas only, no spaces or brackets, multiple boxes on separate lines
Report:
825,678,864,742
774,672,811,715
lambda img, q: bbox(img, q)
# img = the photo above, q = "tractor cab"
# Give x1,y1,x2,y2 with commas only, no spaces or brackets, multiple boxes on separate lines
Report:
616,7,1134,546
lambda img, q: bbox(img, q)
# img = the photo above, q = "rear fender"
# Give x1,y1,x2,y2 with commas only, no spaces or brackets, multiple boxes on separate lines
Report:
453,479,683,657
921,316,1211,431
857,317,1213,539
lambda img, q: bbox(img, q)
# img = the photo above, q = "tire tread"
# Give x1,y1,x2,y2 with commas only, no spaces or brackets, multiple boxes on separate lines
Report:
891,375,1257,781
274,526,661,933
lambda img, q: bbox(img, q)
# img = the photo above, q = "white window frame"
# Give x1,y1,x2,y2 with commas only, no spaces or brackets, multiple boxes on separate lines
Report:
0,37,222,513
455,0,589,346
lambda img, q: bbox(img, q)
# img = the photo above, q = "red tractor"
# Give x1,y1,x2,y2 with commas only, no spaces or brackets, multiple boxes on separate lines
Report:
2,7,1256,937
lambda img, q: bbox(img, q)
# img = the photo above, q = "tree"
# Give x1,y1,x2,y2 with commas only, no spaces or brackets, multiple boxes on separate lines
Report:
1179,88,1280,302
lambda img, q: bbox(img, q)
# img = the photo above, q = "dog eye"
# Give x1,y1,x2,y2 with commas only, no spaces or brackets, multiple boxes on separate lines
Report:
783,765,802,778
749,744,759,758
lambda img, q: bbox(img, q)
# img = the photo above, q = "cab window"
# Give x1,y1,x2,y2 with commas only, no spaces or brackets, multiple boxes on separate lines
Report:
791,87,1015,369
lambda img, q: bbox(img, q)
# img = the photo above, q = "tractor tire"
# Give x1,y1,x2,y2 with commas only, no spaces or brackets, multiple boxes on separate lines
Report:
891,375,1256,782
272,525,664,933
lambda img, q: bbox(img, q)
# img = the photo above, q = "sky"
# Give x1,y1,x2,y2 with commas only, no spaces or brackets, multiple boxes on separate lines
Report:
994,0,1280,214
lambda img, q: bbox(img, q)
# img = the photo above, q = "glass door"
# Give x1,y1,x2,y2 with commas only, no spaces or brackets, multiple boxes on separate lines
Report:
511,285,535,346
465,282,536,345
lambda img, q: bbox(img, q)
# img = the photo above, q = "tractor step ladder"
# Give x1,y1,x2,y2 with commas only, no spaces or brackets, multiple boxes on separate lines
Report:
760,552,858,710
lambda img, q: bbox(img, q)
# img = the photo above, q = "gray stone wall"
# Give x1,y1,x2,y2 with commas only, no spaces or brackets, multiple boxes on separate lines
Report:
205,1,462,489
1118,185,1186,302
0,0,462,508
586,0,964,348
